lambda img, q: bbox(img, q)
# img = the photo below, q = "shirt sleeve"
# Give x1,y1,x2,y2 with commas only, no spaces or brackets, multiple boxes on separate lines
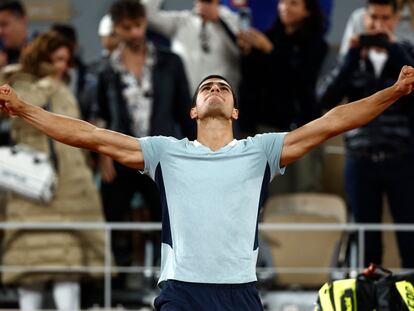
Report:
251,132,287,180
138,136,171,179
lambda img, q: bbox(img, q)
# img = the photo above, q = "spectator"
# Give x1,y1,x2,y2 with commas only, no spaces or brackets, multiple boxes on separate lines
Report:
50,23,97,122
339,0,414,57
237,0,328,193
0,0,30,145
142,0,241,93
0,0,30,66
96,0,195,283
319,0,414,268
88,14,121,77
221,0,334,33
98,14,120,58
52,17,121,128
0,31,106,311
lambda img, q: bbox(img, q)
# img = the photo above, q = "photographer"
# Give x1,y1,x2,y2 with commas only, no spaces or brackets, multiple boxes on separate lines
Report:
339,0,414,58
319,0,414,269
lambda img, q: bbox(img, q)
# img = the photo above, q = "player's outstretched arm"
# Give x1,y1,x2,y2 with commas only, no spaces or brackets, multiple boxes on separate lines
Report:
0,85,145,169
280,65,414,167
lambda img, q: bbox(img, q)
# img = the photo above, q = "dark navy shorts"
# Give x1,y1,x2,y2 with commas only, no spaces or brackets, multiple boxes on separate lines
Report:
154,280,264,311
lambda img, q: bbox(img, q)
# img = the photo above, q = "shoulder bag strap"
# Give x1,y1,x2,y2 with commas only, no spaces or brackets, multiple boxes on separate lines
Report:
44,100,59,171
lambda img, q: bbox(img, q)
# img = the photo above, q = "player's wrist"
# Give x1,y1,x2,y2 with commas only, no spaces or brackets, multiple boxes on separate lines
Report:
391,83,409,98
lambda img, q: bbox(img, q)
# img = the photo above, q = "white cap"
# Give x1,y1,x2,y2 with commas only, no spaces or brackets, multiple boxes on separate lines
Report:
98,14,113,37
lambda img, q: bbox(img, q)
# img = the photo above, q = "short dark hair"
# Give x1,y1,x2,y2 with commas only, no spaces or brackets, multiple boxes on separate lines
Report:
192,75,238,108
0,0,26,17
110,0,146,25
367,0,398,11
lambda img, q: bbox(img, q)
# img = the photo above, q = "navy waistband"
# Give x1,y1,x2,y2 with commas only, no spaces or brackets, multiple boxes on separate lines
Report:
165,279,257,290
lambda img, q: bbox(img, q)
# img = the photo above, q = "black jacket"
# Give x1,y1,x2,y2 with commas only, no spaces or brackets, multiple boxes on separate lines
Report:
318,42,414,153
97,47,195,140
239,29,328,132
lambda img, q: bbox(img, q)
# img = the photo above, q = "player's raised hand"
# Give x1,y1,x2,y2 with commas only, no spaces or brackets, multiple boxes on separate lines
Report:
395,65,414,96
0,84,22,116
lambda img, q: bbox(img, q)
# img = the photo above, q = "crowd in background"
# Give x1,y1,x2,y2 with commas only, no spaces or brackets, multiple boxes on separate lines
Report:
0,0,413,309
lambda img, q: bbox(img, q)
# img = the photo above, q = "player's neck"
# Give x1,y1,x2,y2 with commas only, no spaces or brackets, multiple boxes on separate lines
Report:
196,119,234,151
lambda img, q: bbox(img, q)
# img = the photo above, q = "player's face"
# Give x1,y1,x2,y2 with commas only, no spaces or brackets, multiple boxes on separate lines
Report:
191,78,238,120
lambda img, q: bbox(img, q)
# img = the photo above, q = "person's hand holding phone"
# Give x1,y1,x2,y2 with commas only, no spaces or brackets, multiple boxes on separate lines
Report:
358,23,396,49
359,33,391,48
349,30,395,59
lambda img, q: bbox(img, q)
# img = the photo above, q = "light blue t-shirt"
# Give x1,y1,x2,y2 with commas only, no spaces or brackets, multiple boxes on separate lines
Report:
138,133,286,285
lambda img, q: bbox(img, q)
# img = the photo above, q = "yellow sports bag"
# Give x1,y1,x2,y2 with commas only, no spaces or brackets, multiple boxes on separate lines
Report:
315,265,414,311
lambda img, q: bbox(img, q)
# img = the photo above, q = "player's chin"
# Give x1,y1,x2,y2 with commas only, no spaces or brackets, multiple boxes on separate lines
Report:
204,108,230,119
207,96,225,105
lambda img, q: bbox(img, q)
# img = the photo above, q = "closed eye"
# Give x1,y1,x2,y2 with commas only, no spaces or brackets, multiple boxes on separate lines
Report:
200,85,211,92
198,82,231,93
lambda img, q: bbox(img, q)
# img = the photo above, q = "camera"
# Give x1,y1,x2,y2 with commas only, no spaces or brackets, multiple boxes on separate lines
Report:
359,33,389,48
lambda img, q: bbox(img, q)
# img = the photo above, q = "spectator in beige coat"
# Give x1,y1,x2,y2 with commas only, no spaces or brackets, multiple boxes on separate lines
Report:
1,31,106,311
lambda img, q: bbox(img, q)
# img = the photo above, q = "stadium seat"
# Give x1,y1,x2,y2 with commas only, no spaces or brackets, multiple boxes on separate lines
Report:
261,192,347,288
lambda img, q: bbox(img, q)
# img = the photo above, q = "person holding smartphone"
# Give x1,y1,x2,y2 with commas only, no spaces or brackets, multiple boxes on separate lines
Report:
339,0,414,58
236,0,328,194
319,0,414,269
142,0,241,94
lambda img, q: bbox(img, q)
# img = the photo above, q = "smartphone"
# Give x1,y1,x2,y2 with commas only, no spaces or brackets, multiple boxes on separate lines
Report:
359,33,389,48
238,7,252,30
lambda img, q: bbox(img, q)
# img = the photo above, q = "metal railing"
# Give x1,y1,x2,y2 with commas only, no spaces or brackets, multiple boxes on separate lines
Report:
0,221,413,309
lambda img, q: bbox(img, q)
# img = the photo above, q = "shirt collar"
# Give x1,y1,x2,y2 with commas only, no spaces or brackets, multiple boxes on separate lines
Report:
110,41,157,74
193,139,237,148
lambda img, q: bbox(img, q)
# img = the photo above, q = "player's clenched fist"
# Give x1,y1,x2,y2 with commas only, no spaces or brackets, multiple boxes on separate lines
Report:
0,84,22,116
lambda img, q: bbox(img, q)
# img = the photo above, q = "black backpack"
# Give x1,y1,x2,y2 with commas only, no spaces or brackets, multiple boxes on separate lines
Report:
315,265,414,311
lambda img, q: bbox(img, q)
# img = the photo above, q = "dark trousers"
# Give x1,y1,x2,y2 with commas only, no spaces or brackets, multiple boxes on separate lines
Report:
101,164,161,267
154,280,263,311
345,152,414,268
